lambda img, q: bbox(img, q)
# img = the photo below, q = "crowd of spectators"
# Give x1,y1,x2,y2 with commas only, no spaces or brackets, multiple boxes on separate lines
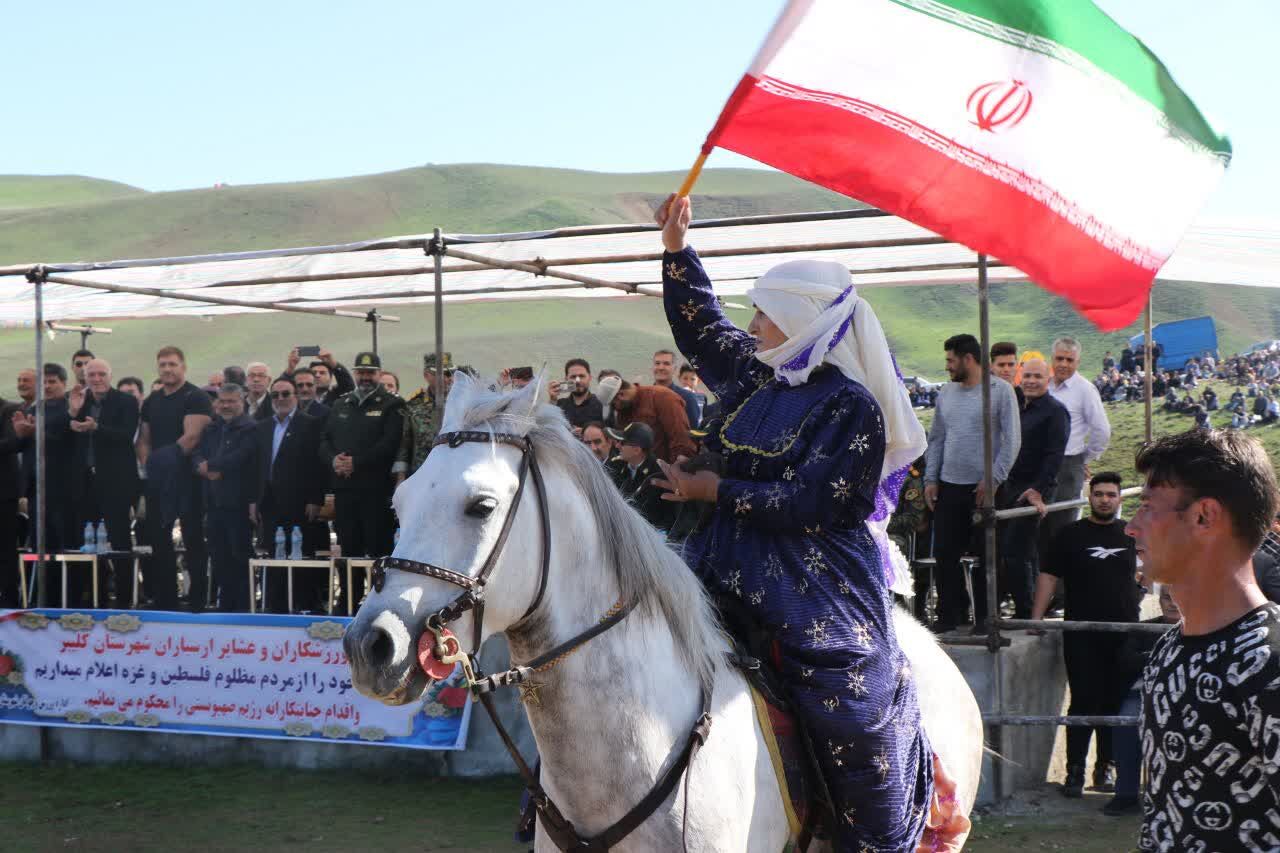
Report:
0,345,713,615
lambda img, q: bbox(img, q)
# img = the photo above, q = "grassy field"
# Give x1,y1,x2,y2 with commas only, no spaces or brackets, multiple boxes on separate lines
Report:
1,762,1135,852
0,175,143,211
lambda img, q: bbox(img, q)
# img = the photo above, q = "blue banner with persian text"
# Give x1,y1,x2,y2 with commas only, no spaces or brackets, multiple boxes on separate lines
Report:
0,609,471,750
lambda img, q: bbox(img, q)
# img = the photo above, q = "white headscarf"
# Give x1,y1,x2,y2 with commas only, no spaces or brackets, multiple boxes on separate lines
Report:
747,259,927,593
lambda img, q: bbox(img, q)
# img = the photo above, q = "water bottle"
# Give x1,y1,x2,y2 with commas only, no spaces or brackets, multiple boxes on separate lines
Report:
274,526,287,560
95,520,110,554
289,526,304,561
82,522,96,554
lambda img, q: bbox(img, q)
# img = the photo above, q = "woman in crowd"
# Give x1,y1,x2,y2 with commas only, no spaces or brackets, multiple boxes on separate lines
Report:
651,194,965,851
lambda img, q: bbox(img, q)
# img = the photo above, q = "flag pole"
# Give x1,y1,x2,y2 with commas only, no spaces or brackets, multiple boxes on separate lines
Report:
677,151,710,198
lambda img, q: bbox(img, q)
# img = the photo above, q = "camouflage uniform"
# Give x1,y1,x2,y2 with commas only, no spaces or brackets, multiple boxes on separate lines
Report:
394,351,452,478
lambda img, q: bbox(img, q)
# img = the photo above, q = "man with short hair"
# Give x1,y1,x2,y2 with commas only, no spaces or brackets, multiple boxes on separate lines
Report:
194,385,259,612
244,362,273,420
287,348,353,408
255,376,325,613
1043,336,1112,570
69,359,140,605
924,333,1021,633
137,346,213,610
289,368,330,420
652,349,701,428
12,364,78,603
116,377,145,405
1125,430,1280,851
206,372,225,390
554,358,604,433
610,379,695,464
70,349,94,387
999,357,1068,618
394,351,453,485
990,341,1019,386
605,423,674,531
1031,472,1138,797
321,351,404,605
678,363,710,425
16,369,36,407
580,421,615,464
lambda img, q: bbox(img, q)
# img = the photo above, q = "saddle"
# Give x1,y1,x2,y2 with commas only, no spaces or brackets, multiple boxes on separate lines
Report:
719,594,832,851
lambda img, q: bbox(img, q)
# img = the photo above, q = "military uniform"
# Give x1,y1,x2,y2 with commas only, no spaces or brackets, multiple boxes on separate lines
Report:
319,352,404,602
394,352,453,480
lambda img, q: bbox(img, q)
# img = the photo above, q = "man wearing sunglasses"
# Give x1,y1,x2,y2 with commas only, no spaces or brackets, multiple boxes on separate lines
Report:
254,375,325,612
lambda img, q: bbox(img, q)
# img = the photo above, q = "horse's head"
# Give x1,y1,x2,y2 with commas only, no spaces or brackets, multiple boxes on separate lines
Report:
343,375,565,704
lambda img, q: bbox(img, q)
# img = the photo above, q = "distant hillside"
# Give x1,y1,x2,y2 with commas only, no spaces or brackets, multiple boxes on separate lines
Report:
0,164,850,265
0,162,1275,382
0,175,145,211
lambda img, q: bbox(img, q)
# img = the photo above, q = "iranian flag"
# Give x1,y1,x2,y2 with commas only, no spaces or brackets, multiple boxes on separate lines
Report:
699,0,1230,330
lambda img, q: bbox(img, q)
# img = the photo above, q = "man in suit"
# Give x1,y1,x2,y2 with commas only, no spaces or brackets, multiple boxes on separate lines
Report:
195,385,260,612
13,364,77,605
69,359,140,605
256,375,325,612
244,362,274,421
604,423,675,532
0,397,23,607
290,367,330,420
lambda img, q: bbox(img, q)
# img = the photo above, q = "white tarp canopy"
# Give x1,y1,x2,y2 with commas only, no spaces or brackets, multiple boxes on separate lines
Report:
0,209,1276,324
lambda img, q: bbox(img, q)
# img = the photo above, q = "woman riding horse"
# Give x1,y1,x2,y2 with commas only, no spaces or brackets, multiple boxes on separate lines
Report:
653,195,963,851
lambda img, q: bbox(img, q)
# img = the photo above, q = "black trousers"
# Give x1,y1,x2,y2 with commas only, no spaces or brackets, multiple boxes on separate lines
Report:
0,499,18,607
144,481,207,611
259,510,328,613
334,488,393,612
207,507,252,612
75,468,135,605
1064,633,1127,769
932,481,984,626
998,482,1040,619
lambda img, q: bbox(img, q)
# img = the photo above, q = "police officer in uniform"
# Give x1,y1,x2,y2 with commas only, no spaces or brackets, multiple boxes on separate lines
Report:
394,351,453,485
319,351,404,608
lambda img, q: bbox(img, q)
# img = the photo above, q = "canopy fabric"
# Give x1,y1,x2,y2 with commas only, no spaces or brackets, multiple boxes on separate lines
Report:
0,210,1274,324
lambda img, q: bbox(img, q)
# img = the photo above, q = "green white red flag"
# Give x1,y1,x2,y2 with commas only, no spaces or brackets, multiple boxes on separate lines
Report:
700,0,1231,330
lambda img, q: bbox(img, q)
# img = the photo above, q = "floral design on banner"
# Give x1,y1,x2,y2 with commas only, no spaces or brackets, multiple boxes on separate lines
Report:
65,709,92,724
284,722,313,738
17,613,49,631
306,621,346,641
100,711,127,726
134,713,160,728
322,724,350,739
105,613,142,634
358,727,388,742
57,613,95,631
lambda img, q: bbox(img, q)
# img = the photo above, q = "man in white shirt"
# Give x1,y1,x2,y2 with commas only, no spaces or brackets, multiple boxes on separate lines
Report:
1043,336,1112,552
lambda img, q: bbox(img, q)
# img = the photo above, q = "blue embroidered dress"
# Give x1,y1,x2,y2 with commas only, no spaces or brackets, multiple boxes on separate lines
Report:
664,247,932,851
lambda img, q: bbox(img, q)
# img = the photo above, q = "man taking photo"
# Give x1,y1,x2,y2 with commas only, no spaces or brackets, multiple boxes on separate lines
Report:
552,358,603,434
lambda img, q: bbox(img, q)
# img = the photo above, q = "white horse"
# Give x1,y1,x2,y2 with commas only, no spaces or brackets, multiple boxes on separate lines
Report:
345,377,982,851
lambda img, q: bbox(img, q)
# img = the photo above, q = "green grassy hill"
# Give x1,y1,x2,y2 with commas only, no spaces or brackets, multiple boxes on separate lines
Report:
0,175,144,211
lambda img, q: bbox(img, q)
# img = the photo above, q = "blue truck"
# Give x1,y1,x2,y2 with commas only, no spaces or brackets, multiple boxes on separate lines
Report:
1128,316,1218,372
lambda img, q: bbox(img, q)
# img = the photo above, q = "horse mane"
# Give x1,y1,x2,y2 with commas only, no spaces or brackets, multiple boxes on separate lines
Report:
442,375,723,686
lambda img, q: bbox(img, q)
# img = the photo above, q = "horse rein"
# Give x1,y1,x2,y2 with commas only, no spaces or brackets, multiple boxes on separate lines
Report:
368,429,713,852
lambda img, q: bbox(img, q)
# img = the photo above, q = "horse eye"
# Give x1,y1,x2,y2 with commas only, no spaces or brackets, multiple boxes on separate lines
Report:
466,496,498,519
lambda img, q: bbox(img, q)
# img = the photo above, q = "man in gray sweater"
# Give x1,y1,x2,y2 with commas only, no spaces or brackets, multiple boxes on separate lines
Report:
924,333,1021,633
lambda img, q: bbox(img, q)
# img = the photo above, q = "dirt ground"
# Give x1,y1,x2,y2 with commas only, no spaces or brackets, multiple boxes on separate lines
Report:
969,784,1141,852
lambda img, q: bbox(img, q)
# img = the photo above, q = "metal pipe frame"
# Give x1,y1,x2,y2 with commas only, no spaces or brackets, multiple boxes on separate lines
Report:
989,486,1143,522
999,618,1168,634
31,268,47,606
984,715,1138,727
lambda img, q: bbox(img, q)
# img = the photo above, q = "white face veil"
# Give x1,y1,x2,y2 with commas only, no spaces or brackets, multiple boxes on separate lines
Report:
747,259,927,592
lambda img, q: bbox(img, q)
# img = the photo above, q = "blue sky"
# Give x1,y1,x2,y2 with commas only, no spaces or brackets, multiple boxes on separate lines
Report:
5,1,1274,217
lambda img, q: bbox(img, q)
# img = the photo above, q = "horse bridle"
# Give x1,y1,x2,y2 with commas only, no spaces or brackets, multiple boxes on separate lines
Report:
367,429,712,852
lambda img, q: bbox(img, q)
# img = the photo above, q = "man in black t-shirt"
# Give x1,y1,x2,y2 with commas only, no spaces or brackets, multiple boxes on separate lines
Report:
1126,429,1280,853
551,358,604,434
137,346,213,610
1031,471,1139,797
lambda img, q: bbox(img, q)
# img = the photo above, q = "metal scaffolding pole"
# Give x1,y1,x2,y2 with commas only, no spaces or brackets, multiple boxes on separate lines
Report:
976,252,1004,797
1152,289,1162,440
432,229,445,401
28,268,47,607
